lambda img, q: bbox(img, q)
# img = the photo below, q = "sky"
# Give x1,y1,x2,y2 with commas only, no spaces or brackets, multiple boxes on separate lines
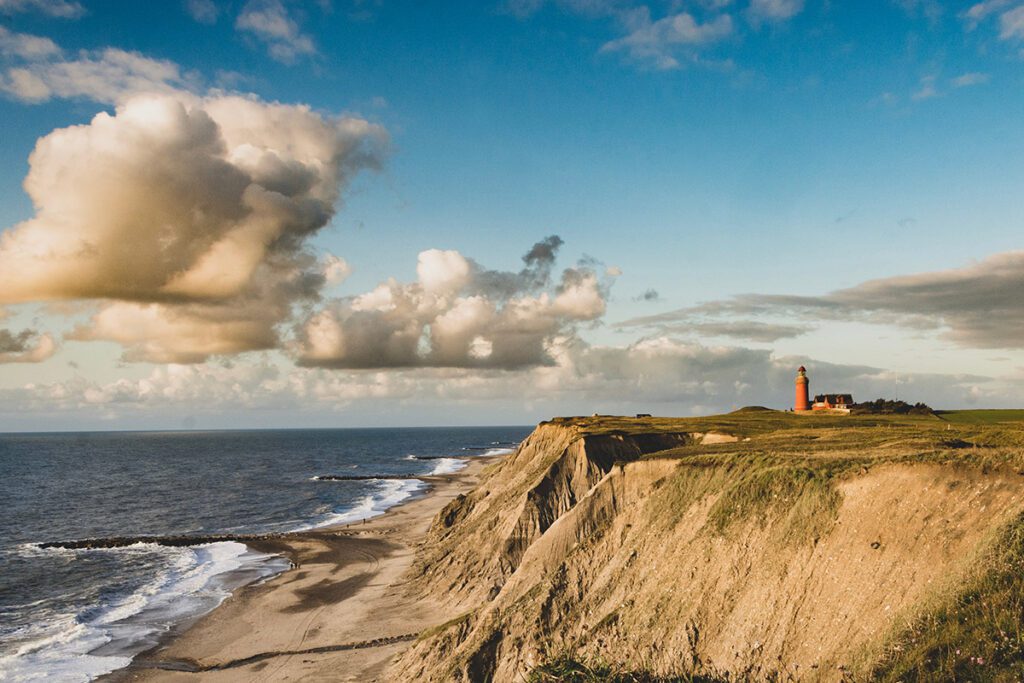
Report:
0,0,1023,431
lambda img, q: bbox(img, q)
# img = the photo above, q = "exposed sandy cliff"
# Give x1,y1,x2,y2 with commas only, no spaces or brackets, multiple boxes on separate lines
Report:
390,414,1024,682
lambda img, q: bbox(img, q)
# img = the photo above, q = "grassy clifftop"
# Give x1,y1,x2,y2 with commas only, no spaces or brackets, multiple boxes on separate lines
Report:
391,410,1024,682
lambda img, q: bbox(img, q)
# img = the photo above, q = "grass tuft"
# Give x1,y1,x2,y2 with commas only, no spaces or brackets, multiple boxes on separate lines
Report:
871,511,1024,682
707,464,839,541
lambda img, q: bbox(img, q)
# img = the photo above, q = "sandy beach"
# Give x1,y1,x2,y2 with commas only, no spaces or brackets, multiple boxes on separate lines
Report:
103,454,503,683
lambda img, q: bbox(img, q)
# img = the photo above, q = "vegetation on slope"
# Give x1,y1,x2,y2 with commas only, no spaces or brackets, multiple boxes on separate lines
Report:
586,412,1024,680
400,409,1024,681
528,655,727,682
871,510,1024,682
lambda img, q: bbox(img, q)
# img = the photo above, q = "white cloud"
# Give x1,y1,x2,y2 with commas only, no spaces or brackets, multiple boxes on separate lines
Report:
66,300,287,364
236,0,317,63
0,337,1009,428
617,304,809,342
1000,4,1024,38
322,254,353,285
0,47,190,104
951,71,991,87
511,2,736,71
0,91,387,362
623,250,1024,351
963,0,1015,29
911,74,938,101
296,237,614,369
0,328,56,363
897,72,989,103
417,249,473,295
0,0,83,18
0,27,61,60
601,8,733,70
962,0,1024,41
185,0,220,24
747,0,804,24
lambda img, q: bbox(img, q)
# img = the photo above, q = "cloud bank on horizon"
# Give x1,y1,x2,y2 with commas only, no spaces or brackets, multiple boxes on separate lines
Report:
0,0,1023,427
619,251,1024,350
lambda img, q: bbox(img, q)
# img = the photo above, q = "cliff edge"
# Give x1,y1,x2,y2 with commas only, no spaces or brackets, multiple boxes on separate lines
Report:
391,412,1024,682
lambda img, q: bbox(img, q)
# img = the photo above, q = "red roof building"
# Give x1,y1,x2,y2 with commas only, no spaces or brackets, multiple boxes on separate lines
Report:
812,394,854,412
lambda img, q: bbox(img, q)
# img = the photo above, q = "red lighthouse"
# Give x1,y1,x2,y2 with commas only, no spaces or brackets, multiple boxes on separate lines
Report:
794,366,810,411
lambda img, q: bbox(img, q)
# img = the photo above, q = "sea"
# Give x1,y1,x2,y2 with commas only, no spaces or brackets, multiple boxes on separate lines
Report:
0,426,529,682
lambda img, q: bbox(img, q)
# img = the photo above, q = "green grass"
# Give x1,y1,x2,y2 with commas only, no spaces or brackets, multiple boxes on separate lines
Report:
706,463,841,545
583,410,1024,679
936,409,1024,424
548,410,1024,468
546,410,948,442
871,511,1024,682
646,452,860,552
582,410,1024,551
513,412,1024,680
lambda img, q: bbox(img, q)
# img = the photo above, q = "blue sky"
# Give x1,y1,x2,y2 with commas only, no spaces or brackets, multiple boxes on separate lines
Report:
1,0,1023,430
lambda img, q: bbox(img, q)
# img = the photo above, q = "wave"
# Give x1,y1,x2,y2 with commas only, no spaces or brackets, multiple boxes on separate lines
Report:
427,457,468,475
0,542,286,683
297,478,428,531
478,447,516,457
406,446,516,461
312,475,421,482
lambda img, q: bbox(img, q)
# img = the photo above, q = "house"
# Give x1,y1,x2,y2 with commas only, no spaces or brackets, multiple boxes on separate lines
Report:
793,366,853,414
812,394,853,413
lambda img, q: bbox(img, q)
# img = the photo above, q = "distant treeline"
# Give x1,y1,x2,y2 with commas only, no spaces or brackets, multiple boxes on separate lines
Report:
851,398,934,415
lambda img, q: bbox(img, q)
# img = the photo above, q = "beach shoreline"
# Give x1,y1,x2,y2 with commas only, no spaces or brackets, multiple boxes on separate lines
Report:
100,452,505,683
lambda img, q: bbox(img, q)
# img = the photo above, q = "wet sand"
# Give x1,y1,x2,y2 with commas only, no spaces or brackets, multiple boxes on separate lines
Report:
104,454,502,683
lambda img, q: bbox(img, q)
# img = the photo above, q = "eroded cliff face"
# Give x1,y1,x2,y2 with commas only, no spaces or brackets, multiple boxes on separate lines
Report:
391,420,1024,682
409,422,708,612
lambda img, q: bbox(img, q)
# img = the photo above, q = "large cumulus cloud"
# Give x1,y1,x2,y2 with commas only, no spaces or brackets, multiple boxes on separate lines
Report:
0,91,387,362
297,236,614,369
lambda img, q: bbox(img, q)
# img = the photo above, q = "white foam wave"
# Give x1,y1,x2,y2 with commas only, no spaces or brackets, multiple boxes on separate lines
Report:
0,542,284,683
0,615,130,683
428,457,468,475
298,478,428,530
480,447,515,457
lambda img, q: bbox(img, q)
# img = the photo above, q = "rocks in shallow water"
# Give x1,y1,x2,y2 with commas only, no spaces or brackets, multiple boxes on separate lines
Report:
38,533,290,550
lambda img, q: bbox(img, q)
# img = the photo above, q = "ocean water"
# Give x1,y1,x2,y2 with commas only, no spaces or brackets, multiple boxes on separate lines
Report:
0,426,529,682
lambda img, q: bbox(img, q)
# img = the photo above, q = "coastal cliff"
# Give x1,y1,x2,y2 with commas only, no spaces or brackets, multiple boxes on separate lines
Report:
390,413,1024,682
